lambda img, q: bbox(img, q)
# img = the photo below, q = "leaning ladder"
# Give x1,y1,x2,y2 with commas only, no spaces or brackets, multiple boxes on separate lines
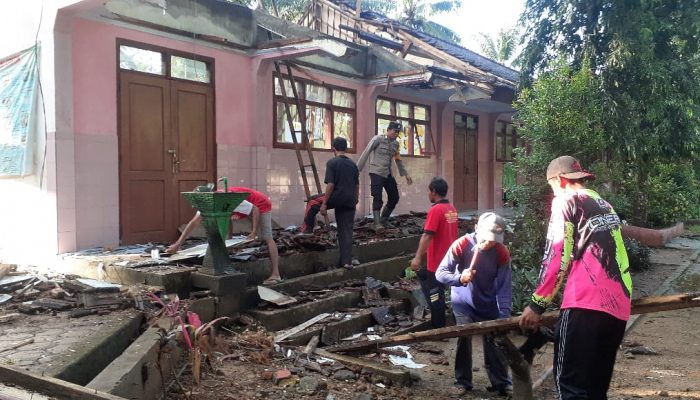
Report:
273,61,329,225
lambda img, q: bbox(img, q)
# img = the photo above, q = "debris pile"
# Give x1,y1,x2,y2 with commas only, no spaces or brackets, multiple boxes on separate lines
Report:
0,264,155,317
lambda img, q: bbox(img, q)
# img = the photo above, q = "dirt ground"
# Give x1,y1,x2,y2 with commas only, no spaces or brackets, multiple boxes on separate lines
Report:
168,232,700,400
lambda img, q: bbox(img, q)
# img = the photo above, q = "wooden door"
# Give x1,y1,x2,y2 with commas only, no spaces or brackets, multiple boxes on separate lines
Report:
119,72,214,244
453,113,478,209
171,80,215,228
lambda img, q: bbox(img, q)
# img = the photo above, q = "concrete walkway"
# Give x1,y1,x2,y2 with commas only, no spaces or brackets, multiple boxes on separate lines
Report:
0,310,141,378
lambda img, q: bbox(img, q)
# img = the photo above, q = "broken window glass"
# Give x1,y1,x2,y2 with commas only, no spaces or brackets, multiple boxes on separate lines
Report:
376,99,391,115
333,111,354,149
414,106,428,121
332,90,355,108
306,105,331,149
413,123,428,156
276,102,302,144
274,77,302,98
397,103,410,118
306,84,330,104
119,45,164,75
171,56,210,83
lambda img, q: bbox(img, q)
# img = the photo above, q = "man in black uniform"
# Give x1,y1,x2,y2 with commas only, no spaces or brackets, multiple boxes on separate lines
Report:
320,137,360,269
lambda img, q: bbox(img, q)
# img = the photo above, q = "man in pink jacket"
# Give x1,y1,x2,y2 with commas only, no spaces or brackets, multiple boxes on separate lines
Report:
519,156,632,400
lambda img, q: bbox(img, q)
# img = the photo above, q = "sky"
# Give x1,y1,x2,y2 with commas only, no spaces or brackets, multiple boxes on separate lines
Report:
431,0,526,59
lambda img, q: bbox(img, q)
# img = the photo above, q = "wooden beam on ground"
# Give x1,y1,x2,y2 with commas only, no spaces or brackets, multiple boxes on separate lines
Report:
0,364,125,400
326,292,700,354
274,313,330,343
314,348,412,385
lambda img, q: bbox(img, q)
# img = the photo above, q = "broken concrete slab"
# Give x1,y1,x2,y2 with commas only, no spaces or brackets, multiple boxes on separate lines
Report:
87,325,182,400
258,286,297,306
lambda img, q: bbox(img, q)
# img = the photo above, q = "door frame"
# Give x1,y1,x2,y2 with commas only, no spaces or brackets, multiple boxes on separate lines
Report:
116,39,217,244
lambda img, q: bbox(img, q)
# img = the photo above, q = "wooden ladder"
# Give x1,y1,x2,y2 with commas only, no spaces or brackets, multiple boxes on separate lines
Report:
273,61,329,225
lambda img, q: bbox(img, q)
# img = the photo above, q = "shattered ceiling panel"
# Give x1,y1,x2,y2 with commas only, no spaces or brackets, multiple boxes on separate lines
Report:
104,0,257,47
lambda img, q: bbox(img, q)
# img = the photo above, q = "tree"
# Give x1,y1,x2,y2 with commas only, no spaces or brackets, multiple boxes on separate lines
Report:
516,0,700,224
477,28,519,66
397,0,463,43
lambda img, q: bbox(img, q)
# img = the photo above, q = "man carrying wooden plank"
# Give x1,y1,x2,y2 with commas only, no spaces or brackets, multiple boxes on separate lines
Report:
519,155,632,399
436,212,513,396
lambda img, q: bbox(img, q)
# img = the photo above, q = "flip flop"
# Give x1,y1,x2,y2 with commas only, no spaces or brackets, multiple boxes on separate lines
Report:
262,277,283,285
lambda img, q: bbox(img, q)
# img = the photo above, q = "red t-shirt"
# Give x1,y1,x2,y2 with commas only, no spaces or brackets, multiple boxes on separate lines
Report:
424,199,459,272
226,186,272,217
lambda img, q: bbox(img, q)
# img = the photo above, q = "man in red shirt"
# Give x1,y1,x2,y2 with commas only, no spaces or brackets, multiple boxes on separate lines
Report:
410,177,459,328
166,186,281,284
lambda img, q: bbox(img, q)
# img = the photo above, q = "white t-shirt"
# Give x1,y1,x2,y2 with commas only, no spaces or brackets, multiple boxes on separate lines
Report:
233,200,253,216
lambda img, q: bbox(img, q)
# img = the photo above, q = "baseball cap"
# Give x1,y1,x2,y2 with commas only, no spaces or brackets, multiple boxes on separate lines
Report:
546,155,595,181
476,212,506,243
387,121,403,131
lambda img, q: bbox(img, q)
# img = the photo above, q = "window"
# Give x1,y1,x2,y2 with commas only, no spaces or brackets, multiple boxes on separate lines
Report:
118,42,212,84
273,76,356,151
119,45,164,75
375,98,432,156
495,121,522,162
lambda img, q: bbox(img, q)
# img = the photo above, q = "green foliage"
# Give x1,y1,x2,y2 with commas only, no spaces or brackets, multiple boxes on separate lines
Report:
509,215,547,313
623,238,651,273
398,0,463,43
516,0,700,227
646,162,700,228
477,28,520,67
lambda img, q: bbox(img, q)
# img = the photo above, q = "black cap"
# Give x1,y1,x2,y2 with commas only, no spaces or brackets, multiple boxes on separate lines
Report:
387,121,403,131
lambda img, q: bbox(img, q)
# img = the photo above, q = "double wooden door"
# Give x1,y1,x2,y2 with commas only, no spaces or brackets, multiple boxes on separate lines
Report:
118,71,214,244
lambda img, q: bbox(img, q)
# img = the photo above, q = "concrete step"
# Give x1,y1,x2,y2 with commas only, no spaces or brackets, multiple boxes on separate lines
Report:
242,255,412,310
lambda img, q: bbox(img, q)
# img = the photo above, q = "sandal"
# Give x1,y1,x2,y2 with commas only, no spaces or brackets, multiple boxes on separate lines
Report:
262,277,282,285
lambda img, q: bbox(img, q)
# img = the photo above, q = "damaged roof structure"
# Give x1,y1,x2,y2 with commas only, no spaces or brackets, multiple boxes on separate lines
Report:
1,0,519,264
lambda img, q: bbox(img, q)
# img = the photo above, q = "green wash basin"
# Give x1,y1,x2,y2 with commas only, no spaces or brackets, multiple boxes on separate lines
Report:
181,190,249,275
182,191,249,239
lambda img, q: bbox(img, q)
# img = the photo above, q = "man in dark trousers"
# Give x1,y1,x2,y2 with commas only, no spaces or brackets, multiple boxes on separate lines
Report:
357,121,413,230
409,177,458,328
320,137,359,269
519,155,632,399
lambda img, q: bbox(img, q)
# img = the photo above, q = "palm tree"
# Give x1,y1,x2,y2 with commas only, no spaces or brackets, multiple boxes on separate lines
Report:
477,28,519,66
398,0,462,43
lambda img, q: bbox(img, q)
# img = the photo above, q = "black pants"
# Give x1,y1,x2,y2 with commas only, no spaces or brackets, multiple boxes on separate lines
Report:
369,173,399,212
418,269,446,329
454,313,511,391
554,308,626,400
334,206,355,267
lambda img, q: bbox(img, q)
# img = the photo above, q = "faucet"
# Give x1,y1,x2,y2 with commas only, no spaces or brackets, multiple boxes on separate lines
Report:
217,177,229,193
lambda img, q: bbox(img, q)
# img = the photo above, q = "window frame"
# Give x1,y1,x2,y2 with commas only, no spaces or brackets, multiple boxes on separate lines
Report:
116,39,214,86
495,120,521,162
272,73,357,153
375,97,433,157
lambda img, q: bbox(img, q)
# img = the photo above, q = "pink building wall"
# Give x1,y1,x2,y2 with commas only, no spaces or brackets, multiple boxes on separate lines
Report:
63,16,508,251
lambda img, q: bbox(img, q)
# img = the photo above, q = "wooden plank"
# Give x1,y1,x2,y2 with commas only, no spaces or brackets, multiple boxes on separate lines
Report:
326,292,700,354
314,348,411,386
0,364,125,400
274,313,331,343
303,335,320,355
